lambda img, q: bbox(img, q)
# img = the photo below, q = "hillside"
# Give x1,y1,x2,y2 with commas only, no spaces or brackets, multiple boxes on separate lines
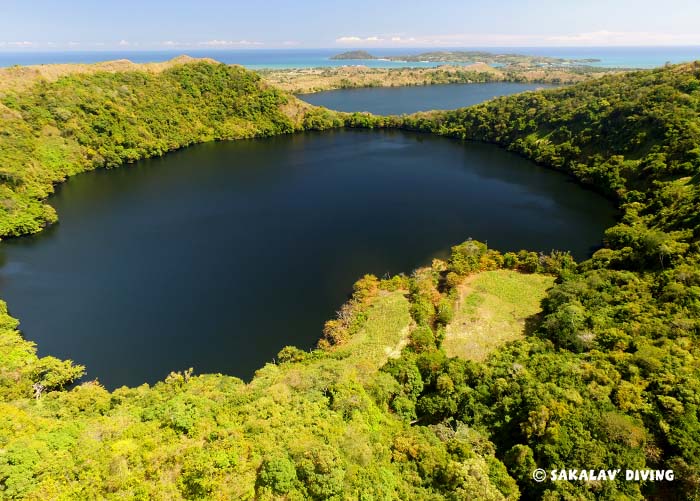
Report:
0,60,700,499
385,62,700,499
0,55,217,93
1,252,549,499
0,58,319,238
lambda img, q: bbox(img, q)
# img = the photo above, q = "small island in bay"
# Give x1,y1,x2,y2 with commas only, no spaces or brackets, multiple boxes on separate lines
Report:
330,50,378,60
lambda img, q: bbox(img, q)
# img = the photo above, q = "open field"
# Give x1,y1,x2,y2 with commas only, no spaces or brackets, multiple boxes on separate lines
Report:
258,290,413,390
443,270,555,361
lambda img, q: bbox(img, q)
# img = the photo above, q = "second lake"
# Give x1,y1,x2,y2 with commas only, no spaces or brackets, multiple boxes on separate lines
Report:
298,82,555,115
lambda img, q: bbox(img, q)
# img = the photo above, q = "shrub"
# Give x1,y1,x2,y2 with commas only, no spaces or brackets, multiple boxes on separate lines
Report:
257,456,297,494
277,346,308,364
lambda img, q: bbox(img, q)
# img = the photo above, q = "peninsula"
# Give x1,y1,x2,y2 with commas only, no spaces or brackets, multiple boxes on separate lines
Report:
261,63,616,94
331,49,602,66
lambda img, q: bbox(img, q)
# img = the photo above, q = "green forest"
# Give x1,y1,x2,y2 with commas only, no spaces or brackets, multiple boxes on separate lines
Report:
1,59,700,499
0,62,305,238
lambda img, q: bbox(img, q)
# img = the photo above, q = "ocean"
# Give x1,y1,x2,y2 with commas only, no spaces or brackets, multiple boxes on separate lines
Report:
0,47,698,69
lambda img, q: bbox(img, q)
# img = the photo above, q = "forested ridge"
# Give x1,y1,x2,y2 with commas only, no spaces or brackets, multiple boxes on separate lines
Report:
0,60,310,238
0,60,699,499
383,61,700,499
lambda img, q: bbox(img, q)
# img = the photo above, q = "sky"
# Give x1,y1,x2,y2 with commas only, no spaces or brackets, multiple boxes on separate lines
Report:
2,0,700,50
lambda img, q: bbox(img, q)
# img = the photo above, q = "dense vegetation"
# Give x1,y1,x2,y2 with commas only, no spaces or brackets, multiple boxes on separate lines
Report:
330,50,377,60
1,59,700,499
0,61,309,238
0,272,523,500
378,61,700,499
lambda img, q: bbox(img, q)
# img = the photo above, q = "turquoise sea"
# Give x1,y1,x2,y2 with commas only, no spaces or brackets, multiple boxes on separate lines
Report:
0,47,698,69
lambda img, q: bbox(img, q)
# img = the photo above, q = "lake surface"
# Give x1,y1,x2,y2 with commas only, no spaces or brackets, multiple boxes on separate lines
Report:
298,83,554,115
0,130,616,388
0,47,698,69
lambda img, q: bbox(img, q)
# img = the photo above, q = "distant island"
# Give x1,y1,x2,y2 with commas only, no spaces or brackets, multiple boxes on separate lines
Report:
330,50,377,60
331,50,601,66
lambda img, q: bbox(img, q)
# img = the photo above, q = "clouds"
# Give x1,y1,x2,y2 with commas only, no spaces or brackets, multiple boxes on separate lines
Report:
199,40,263,47
333,33,537,46
0,39,268,50
335,36,367,43
2,0,700,51
0,41,34,47
335,36,384,43
335,31,700,47
545,30,700,46
3,30,700,51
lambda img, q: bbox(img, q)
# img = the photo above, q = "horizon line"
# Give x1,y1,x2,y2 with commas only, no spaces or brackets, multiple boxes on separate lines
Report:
1,44,700,53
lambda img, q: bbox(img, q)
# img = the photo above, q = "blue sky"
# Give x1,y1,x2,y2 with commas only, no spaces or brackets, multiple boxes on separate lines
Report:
2,0,700,50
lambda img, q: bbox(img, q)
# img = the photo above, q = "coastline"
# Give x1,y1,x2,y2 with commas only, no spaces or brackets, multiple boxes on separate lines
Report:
260,63,620,94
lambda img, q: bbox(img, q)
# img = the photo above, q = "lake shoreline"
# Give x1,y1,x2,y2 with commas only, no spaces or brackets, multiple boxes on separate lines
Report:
296,82,559,115
1,129,616,388
260,63,618,94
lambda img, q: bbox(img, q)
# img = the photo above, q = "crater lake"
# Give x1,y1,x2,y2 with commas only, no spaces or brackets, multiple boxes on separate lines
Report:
0,129,616,388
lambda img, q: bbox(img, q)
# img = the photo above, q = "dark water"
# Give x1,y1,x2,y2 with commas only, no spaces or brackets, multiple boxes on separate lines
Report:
0,130,616,388
298,82,554,115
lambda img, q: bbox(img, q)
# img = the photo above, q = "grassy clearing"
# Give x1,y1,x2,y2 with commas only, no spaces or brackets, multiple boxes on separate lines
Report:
250,290,412,393
332,290,412,379
443,270,555,361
